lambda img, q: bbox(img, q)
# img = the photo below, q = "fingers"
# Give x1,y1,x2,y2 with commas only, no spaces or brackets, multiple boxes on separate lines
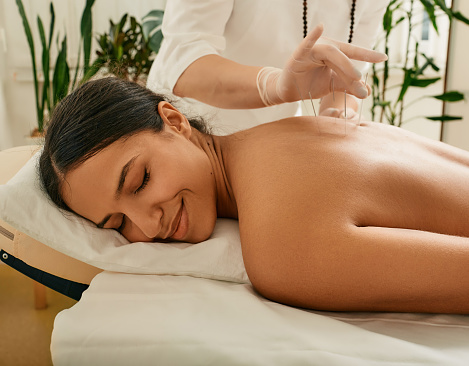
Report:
327,72,370,99
289,24,325,70
365,82,371,96
321,52,368,97
323,36,388,63
304,24,325,46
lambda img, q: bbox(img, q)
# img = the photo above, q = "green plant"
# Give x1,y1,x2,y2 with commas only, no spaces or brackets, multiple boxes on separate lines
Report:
84,10,163,83
371,0,468,127
16,0,95,135
142,9,164,54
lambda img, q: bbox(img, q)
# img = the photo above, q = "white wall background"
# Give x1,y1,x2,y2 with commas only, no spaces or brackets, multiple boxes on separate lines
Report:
442,0,469,150
0,0,13,148
0,0,468,150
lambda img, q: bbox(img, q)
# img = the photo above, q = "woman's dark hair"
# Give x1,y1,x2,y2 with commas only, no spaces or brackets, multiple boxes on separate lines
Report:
39,77,209,211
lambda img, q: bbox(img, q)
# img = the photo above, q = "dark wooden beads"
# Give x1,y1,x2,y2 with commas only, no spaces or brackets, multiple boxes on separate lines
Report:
302,0,356,43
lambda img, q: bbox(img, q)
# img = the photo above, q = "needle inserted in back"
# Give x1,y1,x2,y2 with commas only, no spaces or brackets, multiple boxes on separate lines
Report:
358,73,368,124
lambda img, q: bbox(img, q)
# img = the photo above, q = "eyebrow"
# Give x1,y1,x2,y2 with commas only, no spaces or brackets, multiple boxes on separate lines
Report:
95,155,139,229
115,155,139,200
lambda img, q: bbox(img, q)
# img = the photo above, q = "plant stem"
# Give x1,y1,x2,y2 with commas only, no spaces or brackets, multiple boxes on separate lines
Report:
398,0,414,127
379,30,390,123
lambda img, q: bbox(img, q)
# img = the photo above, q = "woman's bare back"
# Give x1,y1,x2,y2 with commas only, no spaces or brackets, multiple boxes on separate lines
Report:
224,117,469,313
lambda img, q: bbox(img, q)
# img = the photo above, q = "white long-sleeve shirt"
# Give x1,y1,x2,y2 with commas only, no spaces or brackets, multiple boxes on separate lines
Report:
148,0,389,134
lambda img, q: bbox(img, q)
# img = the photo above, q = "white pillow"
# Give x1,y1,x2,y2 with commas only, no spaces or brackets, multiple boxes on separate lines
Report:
0,151,249,284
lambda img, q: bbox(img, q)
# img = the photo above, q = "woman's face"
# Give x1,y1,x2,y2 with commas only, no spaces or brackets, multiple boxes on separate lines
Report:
61,123,217,244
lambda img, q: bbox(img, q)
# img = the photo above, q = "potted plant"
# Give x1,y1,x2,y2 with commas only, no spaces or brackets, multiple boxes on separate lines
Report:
371,0,469,128
83,10,164,85
16,0,95,139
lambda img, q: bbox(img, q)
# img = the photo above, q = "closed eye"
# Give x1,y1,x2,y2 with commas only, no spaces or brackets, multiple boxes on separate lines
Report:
134,169,150,194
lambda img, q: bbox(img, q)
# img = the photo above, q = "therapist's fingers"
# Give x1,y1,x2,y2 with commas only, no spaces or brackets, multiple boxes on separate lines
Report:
316,47,369,97
319,46,362,80
324,69,369,99
288,24,325,71
323,36,388,63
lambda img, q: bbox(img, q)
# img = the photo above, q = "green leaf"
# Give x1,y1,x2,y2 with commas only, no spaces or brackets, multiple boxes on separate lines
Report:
142,20,162,40
376,100,391,107
453,11,469,26
433,0,452,17
37,16,46,49
148,30,163,54
37,16,50,114
414,41,419,70
118,14,128,33
409,77,440,87
421,54,440,72
81,0,95,73
425,115,463,122
46,3,55,108
52,36,70,106
142,9,164,53
81,58,105,83
419,0,438,33
116,45,124,60
16,0,41,125
394,16,405,28
383,6,393,33
130,16,137,32
397,69,413,102
431,91,465,102
48,3,55,49
143,9,164,20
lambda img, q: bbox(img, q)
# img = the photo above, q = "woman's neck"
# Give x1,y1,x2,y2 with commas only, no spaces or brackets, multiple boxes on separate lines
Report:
191,130,238,219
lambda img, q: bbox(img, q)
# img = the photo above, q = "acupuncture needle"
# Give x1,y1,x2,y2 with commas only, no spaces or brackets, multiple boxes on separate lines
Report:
332,76,335,102
308,91,317,117
293,77,321,133
344,90,347,136
358,73,369,125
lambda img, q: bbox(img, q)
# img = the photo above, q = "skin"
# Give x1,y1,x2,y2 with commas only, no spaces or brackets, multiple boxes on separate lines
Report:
63,102,469,314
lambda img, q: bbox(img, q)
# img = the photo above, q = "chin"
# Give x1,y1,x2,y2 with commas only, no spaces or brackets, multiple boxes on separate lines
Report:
190,215,217,244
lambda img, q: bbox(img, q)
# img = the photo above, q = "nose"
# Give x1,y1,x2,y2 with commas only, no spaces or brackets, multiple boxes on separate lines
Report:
127,206,163,239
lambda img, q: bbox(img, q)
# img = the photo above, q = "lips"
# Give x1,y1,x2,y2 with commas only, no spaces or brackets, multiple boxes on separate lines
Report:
170,200,188,241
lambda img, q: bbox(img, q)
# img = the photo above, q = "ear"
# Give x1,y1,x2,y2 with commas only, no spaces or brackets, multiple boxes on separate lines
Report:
157,101,192,138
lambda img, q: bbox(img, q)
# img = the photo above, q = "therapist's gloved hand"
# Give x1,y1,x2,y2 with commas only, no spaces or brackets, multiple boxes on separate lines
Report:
256,24,387,106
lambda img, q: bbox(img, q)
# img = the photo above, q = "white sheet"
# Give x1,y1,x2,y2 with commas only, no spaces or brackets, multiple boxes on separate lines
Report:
52,272,469,366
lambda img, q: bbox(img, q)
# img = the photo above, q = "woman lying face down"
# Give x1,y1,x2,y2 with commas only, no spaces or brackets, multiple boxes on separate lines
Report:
41,78,469,314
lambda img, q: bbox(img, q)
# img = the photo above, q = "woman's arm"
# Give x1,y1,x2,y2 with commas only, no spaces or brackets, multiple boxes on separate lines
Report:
247,222,469,314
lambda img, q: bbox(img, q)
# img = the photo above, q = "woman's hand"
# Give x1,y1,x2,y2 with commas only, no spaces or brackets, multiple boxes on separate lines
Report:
256,24,387,106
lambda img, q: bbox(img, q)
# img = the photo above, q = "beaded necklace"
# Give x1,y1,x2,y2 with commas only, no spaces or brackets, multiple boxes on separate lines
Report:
302,0,357,43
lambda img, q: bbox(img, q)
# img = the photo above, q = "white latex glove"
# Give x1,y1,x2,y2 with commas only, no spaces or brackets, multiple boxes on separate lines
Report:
257,24,387,106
